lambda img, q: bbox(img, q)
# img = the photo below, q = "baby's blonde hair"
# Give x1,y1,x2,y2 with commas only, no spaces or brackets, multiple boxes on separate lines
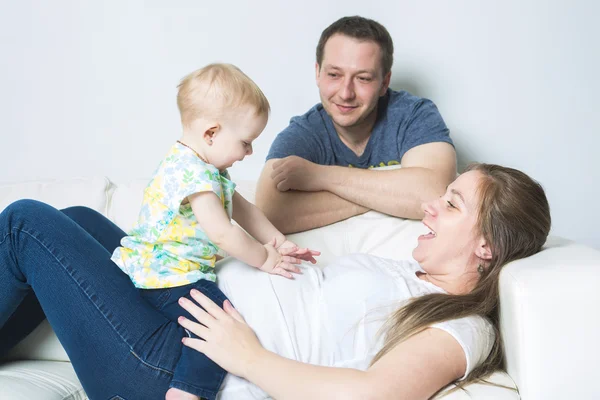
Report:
177,63,270,127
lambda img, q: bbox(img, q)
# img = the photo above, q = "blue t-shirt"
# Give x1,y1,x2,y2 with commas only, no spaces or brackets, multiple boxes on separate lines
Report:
266,89,453,168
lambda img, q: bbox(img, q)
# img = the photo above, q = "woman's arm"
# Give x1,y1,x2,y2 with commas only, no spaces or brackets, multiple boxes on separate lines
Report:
177,290,466,400
364,328,466,399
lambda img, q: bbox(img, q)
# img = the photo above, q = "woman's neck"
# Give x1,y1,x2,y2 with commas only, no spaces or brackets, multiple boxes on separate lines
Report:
418,268,479,295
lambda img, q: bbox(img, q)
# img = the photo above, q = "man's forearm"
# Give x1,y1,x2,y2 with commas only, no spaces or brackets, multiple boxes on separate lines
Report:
256,187,367,234
320,166,450,220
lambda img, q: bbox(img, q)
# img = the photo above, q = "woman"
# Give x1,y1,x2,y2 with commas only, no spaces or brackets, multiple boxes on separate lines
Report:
0,164,550,399
176,163,550,399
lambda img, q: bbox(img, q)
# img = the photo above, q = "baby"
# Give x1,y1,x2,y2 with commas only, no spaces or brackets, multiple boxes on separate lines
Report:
111,63,319,400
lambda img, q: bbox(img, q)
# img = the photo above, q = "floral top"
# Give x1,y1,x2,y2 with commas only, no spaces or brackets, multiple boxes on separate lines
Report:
111,142,236,289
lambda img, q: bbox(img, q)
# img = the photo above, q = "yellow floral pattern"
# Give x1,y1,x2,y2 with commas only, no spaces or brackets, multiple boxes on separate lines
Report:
111,142,236,289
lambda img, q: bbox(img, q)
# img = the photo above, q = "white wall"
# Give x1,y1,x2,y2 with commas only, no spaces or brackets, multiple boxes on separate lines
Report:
1,0,598,249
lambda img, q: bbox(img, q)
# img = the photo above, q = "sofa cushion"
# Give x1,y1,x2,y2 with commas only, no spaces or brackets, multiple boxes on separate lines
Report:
5,320,70,363
285,210,427,267
0,177,111,215
107,178,147,232
434,371,519,399
0,360,85,400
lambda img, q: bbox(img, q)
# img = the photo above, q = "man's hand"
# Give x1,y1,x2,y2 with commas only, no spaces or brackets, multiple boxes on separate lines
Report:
271,156,324,192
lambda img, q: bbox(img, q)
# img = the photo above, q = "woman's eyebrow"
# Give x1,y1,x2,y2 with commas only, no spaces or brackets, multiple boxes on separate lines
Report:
450,188,466,204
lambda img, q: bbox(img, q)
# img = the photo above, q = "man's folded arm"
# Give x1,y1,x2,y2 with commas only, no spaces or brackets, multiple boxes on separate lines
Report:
255,159,368,233
322,142,457,220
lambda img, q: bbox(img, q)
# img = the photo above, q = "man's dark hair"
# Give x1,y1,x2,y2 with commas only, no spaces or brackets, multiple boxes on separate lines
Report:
316,16,394,76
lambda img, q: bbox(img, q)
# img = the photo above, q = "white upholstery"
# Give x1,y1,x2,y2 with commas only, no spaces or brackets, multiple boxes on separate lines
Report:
1,176,599,399
0,177,111,214
0,360,85,400
499,236,600,399
5,320,70,363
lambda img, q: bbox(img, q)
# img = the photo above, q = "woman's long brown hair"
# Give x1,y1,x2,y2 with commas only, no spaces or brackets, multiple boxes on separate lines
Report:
370,163,551,395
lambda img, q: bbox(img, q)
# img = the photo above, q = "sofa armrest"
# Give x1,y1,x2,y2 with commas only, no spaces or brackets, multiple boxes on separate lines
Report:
499,236,600,399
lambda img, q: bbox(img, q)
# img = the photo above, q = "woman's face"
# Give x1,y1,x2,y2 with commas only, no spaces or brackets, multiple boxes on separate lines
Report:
412,170,487,276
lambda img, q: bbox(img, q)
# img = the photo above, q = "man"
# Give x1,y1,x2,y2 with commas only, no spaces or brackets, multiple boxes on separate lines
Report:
257,16,456,233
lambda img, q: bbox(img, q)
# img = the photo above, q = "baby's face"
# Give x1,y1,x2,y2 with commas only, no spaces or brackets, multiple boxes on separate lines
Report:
210,106,267,170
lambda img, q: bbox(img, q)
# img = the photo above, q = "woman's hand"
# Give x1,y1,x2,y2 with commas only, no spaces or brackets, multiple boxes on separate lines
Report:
178,289,264,379
277,239,320,264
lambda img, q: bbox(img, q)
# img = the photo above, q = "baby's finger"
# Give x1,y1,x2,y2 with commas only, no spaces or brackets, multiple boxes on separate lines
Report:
282,255,301,264
294,247,320,255
299,254,318,263
292,253,317,263
273,266,294,279
278,246,299,256
280,262,302,274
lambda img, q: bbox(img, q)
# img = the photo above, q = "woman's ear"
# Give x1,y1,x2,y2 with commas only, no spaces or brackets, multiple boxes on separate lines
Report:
475,239,493,261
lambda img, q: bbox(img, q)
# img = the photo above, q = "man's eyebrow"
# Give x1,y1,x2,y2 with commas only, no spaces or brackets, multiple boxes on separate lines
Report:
323,65,375,75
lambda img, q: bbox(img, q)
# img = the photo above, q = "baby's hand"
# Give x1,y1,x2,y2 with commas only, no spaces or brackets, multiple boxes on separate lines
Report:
259,238,302,279
277,239,321,264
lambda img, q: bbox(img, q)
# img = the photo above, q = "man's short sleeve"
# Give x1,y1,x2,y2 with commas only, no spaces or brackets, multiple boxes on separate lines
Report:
399,99,453,160
266,117,327,164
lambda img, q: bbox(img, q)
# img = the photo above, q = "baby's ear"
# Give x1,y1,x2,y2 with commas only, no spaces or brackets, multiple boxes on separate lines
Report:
203,123,220,144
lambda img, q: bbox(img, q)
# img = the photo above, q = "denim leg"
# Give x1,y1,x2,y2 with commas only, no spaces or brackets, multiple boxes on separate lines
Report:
0,200,188,399
0,206,126,356
0,291,45,356
141,280,229,400
61,206,127,253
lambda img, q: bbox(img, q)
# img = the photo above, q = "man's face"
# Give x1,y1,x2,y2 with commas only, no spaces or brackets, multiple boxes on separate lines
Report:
316,34,391,131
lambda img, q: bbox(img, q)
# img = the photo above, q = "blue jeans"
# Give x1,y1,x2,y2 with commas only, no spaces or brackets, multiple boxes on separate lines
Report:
141,281,228,398
0,200,224,399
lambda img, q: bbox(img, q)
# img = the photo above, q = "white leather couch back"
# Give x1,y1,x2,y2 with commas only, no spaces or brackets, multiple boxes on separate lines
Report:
2,176,600,400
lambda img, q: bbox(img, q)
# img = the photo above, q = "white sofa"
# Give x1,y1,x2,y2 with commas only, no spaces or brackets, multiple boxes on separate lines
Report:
0,176,599,400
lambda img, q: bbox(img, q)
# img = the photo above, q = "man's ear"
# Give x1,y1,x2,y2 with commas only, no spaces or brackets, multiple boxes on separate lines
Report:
203,123,219,145
475,238,493,261
380,71,392,95
315,62,321,83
